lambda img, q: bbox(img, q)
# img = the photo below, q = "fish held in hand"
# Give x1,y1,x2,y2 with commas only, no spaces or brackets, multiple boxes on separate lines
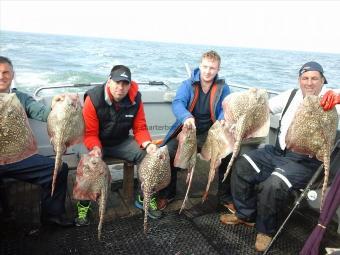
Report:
200,121,230,202
138,146,171,233
0,93,37,165
174,127,197,213
286,95,338,210
73,154,111,240
174,127,197,169
47,94,84,195
222,88,270,182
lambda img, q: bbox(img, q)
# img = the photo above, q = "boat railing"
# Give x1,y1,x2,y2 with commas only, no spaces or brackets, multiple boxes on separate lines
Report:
228,82,280,98
33,81,170,98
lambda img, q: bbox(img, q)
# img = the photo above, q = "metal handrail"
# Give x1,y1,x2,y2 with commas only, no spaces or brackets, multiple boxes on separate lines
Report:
33,83,103,97
34,82,280,97
33,81,170,97
228,82,280,97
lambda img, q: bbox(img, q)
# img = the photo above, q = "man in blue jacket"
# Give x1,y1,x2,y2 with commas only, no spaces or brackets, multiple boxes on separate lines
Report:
157,50,231,209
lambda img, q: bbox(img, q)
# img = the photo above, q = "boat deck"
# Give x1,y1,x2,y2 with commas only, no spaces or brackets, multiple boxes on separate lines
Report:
1,158,340,255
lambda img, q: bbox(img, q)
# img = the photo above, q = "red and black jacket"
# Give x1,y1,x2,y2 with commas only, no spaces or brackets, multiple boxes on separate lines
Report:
83,81,151,149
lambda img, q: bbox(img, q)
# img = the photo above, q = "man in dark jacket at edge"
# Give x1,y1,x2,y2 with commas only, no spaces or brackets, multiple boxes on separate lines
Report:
75,64,159,226
0,56,73,226
157,50,232,210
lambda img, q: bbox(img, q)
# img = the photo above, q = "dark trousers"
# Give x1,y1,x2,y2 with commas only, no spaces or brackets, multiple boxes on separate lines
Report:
217,154,232,204
231,144,321,235
0,179,11,215
0,154,69,216
158,131,209,199
217,138,264,205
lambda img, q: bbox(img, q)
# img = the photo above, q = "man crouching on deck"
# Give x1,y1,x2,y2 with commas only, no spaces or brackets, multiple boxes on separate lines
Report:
157,50,231,210
75,64,159,226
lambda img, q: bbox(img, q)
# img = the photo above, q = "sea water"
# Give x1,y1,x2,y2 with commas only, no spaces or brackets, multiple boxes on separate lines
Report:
1,30,339,94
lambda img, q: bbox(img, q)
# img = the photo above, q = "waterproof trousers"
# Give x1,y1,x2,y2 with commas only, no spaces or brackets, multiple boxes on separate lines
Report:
217,140,264,205
231,144,321,235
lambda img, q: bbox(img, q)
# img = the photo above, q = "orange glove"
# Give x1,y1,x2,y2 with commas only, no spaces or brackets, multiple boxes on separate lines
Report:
320,90,340,111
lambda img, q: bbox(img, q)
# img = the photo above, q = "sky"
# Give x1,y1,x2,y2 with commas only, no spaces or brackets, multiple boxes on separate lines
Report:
1,0,340,54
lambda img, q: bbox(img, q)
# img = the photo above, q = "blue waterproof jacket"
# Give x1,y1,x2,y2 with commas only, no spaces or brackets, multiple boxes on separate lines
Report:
162,67,230,145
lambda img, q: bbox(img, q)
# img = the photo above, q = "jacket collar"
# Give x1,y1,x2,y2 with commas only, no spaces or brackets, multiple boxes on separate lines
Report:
104,80,139,106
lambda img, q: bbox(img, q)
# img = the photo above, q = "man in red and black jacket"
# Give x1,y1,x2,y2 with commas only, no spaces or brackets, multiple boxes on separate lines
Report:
75,65,161,227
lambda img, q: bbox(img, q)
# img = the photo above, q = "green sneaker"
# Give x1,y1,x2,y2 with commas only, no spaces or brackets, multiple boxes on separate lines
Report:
74,201,91,227
134,195,162,219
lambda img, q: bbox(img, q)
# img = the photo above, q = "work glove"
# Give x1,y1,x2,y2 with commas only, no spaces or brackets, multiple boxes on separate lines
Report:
320,90,340,111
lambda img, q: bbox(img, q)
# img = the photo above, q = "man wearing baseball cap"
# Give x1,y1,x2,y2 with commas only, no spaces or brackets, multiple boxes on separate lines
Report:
298,61,340,111
220,61,340,252
298,61,328,84
75,65,160,226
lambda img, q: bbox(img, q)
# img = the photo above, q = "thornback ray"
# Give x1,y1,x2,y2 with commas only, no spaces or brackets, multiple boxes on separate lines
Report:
138,146,171,233
174,127,197,213
0,93,37,165
47,94,84,195
222,88,270,182
73,154,111,239
286,95,338,211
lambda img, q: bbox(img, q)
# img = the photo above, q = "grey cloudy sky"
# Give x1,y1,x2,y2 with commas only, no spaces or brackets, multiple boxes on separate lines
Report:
1,1,340,53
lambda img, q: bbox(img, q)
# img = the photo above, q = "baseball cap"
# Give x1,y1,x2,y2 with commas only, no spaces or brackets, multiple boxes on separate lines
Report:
299,61,328,84
110,65,131,83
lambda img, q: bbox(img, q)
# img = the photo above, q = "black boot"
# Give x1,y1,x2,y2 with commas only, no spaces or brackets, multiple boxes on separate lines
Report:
41,212,74,227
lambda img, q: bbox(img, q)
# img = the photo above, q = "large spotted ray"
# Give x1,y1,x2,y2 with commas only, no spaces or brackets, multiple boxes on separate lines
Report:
0,93,37,165
47,94,84,195
222,88,270,182
286,95,338,210
138,146,171,233
73,154,111,240
200,121,230,202
174,127,197,213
